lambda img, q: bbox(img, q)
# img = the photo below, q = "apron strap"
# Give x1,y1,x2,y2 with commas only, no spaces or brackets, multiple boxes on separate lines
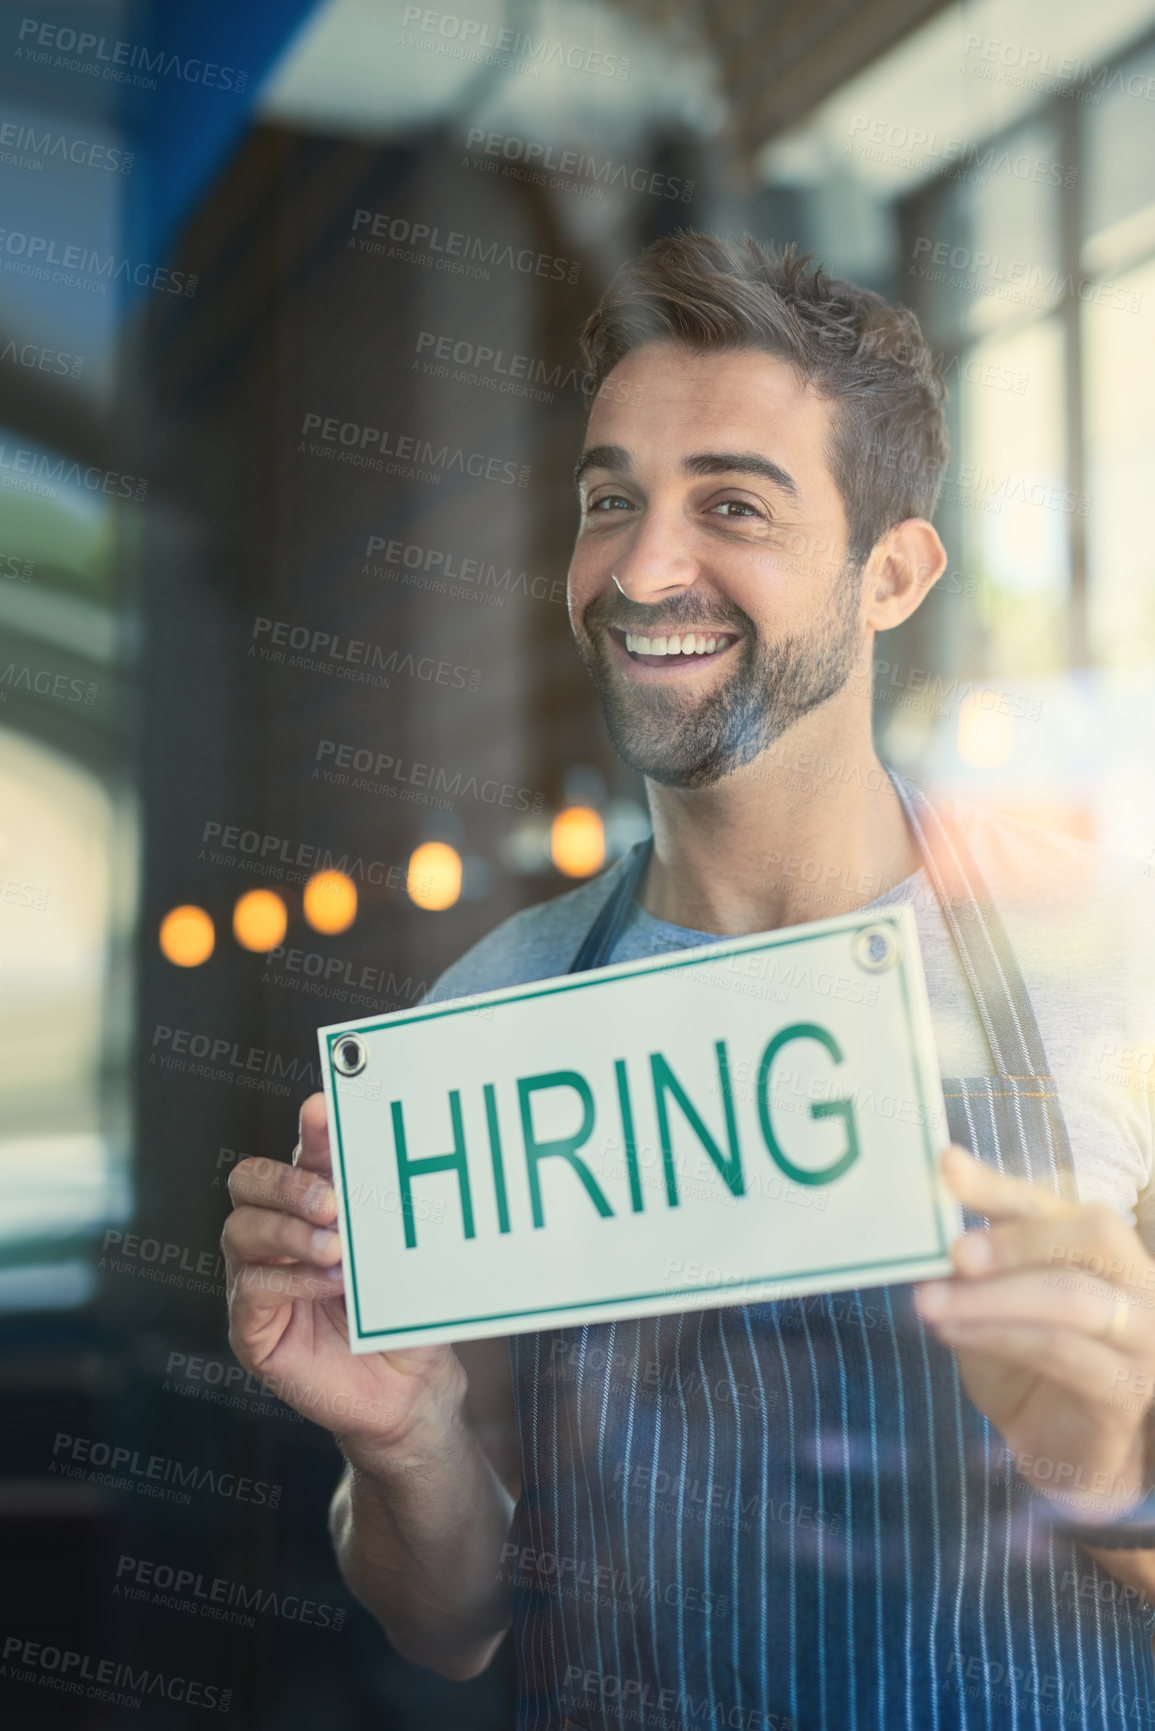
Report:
568,837,653,975
888,772,1052,1081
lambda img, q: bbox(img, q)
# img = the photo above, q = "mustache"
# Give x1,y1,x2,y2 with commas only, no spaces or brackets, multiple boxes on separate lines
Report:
584,592,751,636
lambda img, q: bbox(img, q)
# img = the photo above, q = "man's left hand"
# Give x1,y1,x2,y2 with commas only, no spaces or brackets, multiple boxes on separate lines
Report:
914,1145,1155,1524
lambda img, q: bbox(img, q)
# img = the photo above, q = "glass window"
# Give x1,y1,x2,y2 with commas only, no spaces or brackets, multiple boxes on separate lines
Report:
0,728,131,1289
1084,251,1155,664
956,316,1070,674
962,119,1064,340
1082,39,1155,274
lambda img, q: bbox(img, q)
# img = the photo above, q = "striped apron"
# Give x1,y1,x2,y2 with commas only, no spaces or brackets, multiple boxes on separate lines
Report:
506,777,1155,1731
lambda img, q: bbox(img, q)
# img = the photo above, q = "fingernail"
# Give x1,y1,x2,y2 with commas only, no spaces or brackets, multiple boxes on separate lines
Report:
306,1183,337,1219
956,1234,992,1273
312,1227,339,1256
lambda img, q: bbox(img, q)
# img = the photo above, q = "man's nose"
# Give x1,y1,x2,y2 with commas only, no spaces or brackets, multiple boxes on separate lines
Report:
609,508,698,604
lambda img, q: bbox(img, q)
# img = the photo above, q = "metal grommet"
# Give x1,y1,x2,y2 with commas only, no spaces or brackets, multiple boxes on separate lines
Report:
852,922,900,972
332,1034,367,1077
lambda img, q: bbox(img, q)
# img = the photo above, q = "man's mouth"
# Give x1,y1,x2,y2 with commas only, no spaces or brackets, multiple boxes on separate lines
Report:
608,626,740,670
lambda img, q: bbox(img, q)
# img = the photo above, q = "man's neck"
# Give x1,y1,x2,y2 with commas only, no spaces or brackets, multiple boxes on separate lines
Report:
637,714,921,937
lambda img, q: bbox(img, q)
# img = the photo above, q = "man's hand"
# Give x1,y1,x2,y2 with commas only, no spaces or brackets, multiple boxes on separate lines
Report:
223,1091,465,1459
224,1092,517,1675
914,1145,1155,1524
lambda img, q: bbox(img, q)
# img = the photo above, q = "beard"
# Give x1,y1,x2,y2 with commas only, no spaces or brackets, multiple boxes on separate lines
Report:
575,575,863,790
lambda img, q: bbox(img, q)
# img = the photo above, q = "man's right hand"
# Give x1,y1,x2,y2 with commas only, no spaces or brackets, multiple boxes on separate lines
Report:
223,1090,517,1676
222,1091,465,1458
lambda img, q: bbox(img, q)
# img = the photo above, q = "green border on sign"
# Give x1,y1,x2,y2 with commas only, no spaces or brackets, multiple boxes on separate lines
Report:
326,913,945,1345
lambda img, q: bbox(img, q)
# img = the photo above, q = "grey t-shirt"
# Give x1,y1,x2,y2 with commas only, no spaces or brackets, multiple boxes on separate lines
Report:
425,797,1155,1247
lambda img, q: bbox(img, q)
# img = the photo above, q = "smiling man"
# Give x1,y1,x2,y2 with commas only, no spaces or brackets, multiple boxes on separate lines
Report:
572,426,863,791
224,234,1155,1729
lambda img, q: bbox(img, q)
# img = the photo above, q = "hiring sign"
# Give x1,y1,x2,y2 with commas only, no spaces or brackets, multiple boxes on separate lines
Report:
318,906,957,1353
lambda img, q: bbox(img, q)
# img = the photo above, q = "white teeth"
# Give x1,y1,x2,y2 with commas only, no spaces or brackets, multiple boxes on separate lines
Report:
624,631,732,657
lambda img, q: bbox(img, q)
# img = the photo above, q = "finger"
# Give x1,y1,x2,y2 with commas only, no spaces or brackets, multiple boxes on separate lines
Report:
939,1145,1069,1223
222,1205,343,1271
919,1316,1134,1411
227,1259,345,1367
951,1201,1152,1293
292,1093,332,1175
916,1268,1148,1353
228,1157,337,1226
231,1258,344,1314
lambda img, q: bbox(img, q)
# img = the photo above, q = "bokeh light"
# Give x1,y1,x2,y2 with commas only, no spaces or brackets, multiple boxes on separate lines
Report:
550,806,605,877
956,692,1015,769
303,870,358,935
232,888,288,952
407,842,462,911
159,904,215,967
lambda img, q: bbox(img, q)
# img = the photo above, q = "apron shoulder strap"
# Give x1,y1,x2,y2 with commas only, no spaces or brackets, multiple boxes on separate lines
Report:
888,771,1052,1080
568,837,653,975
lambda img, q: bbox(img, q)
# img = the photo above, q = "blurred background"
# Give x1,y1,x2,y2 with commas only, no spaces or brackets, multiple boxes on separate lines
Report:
2,0,1154,1722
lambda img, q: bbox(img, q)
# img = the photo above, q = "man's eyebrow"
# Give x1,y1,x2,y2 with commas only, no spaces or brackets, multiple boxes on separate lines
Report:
573,444,631,488
571,445,800,501
682,451,800,501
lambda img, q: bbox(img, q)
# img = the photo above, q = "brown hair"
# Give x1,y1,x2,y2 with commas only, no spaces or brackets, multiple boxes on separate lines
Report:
579,231,949,569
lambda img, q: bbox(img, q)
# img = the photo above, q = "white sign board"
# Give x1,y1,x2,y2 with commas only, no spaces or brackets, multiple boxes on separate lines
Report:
318,905,957,1352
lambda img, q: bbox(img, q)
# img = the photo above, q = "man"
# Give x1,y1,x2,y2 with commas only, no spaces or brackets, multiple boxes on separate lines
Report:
224,234,1155,1729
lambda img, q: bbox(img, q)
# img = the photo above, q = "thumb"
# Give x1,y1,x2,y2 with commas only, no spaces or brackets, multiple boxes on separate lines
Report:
293,1092,332,1176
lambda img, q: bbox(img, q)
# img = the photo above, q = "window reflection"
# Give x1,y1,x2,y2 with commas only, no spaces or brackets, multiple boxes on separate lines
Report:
0,726,131,1287
1084,253,1155,664
959,317,1069,674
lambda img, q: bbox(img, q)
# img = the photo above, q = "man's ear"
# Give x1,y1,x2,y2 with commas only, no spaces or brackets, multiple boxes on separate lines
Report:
862,519,948,632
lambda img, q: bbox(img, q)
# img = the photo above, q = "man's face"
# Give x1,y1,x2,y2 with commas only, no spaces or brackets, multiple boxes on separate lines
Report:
568,342,867,789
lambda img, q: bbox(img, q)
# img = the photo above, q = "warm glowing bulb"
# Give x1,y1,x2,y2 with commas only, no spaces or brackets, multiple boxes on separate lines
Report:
408,842,462,910
159,904,215,967
550,805,605,877
232,888,287,952
303,870,358,935
957,691,1015,768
